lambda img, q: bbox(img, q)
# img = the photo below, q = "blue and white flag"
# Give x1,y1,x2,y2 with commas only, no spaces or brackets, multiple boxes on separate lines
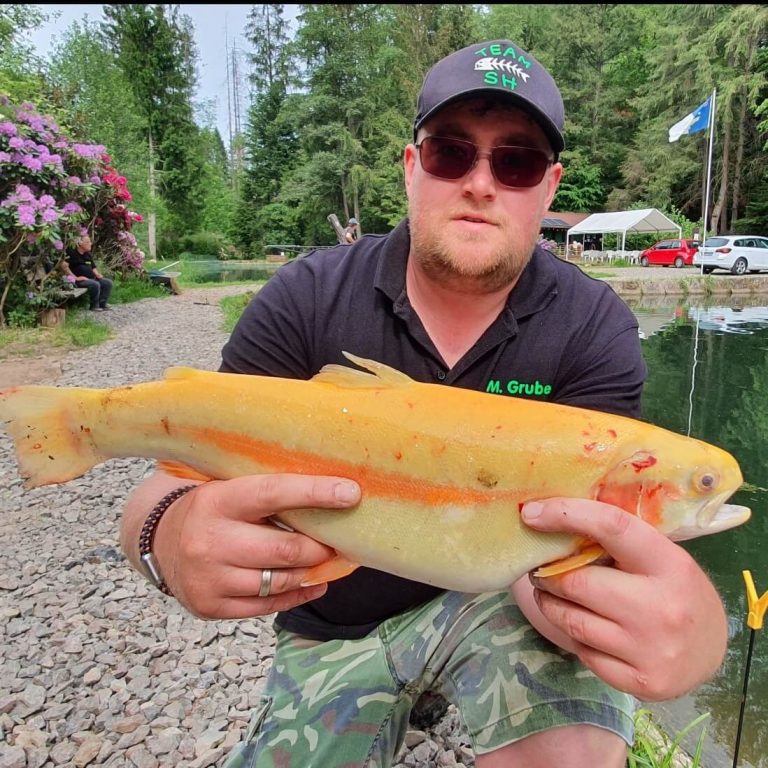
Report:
668,96,712,142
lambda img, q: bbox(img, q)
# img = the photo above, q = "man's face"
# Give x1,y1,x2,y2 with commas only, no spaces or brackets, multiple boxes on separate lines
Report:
404,98,562,292
78,236,92,252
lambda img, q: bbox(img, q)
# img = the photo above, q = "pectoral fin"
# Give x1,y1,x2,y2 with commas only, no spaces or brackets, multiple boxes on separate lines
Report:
157,460,214,482
301,555,360,586
534,544,606,578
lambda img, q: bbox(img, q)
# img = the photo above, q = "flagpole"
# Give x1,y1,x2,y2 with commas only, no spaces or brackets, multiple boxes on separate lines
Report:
700,88,716,274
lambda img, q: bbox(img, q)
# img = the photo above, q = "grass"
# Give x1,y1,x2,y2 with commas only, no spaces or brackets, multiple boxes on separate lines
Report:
0,311,112,358
220,291,256,333
110,273,168,304
629,709,710,768
0,273,162,358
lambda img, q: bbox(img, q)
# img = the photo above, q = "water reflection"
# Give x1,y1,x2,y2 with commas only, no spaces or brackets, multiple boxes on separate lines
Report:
183,260,282,284
634,296,768,767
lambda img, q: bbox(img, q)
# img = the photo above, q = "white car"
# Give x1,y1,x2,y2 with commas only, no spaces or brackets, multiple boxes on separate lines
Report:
694,235,768,275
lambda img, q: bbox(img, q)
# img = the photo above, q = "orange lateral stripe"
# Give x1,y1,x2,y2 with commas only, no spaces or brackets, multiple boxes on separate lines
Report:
187,425,515,506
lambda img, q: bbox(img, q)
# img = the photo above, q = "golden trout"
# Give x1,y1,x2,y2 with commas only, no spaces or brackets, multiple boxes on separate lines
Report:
0,353,751,591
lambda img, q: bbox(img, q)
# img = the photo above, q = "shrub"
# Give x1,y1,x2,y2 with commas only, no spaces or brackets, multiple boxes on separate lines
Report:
0,95,144,325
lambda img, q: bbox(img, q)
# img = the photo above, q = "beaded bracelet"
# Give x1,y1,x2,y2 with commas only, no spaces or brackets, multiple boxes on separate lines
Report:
138,484,196,595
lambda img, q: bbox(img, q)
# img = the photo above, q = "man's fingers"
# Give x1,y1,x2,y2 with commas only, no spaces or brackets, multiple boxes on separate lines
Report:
531,562,645,626
522,497,678,574
201,474,361,522
220,521,336,569
190,584,329,621
222,564,327,598
532,585,634,659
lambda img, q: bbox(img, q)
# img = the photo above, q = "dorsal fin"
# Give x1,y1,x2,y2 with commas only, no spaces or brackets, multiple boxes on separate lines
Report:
312,352,414,389
164,366,208,380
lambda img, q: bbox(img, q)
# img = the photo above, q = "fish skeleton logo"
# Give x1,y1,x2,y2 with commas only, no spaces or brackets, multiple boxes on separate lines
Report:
474,58,531,83
472,43,532,93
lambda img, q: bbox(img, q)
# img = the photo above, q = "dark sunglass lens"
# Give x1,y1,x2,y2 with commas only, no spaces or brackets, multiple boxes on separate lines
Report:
492,147,548,188
421,138,475,179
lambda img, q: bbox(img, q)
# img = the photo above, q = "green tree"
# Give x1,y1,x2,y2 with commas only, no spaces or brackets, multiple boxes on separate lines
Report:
101,4,206,254
0,4,49,102
46,20,151,255
235,3,295,254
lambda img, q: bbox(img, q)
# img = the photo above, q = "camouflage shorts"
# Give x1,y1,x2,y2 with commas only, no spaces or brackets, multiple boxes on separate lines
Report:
223,590,635,767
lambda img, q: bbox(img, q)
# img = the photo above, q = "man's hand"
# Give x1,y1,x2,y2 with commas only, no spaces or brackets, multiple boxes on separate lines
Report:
515,498,728,701
124,472,360,620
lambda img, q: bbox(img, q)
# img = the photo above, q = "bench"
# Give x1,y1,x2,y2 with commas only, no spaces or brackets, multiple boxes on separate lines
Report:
148,271,182,294
53,286,88,303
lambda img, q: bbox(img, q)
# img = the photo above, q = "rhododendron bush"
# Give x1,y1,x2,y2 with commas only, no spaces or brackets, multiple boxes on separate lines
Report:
0,95,145,326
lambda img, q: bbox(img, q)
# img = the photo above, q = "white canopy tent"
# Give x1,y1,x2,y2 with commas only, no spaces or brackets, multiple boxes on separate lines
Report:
565,208,681,258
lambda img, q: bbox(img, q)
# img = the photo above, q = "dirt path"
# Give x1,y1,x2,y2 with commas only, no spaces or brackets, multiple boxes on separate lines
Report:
0,284,255,388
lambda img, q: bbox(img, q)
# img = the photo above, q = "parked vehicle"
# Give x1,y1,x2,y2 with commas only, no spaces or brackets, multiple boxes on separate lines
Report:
693,235,768,275
639,238,699,267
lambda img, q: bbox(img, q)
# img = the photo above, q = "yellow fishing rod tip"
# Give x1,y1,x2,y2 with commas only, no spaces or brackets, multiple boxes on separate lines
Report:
742,570,768,630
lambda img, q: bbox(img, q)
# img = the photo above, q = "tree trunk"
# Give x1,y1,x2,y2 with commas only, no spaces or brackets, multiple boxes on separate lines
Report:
710,102,731,235
730,88,747,229
731,38,754,228
148,129,157,261
40,308,66,328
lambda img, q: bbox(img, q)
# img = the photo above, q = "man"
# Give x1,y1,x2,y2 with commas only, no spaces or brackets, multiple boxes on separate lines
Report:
120,39,728,767
62,234,113,311
344,217,360,243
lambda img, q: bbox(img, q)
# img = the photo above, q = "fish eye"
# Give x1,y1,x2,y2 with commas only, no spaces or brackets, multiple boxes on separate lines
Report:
694,471,718,493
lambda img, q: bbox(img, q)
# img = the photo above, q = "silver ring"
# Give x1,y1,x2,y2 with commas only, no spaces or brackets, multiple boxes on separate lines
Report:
258,568,273,598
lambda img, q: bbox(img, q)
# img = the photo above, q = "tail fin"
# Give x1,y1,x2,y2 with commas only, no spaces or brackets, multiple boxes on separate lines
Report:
0,385,107,488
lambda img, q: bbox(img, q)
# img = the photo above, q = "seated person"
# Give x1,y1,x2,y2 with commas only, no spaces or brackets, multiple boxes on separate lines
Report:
343,217,360,243
63,234,113,311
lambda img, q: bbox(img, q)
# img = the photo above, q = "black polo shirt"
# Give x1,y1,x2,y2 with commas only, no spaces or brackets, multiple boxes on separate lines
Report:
65,248,98,280
220,218,646,641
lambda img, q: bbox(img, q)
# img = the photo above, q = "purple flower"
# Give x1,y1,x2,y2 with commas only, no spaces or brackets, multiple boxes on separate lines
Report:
62,202,81,214
89,175,101,184
0,121,17,136
54,240,65,251
68,176,82,185
39,194,56,206
21,156,43,172
16,205,36,226
0,151,10,162
41,208,59,223
8,136,23,149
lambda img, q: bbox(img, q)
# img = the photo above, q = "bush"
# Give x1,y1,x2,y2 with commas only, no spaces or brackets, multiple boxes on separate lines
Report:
0,95,144,325
178,231,227,257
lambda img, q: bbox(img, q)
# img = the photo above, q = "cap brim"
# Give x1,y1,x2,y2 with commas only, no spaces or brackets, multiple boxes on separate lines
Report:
413,88,564,154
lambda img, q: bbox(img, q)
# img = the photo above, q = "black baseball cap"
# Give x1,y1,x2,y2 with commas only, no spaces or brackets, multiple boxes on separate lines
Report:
413,40,565,155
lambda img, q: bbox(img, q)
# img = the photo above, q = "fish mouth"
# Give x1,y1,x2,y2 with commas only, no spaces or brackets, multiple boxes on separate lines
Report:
671,499,752,541
706,503,752,532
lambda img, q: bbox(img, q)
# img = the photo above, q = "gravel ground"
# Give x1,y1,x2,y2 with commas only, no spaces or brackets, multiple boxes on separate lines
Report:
0,286,473,768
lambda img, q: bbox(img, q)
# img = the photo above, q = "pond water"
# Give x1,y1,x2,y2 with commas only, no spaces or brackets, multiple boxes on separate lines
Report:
633,296,768,767
181,259,283,283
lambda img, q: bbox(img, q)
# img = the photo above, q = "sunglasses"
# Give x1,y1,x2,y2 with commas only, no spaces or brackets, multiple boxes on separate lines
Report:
414,136,554,189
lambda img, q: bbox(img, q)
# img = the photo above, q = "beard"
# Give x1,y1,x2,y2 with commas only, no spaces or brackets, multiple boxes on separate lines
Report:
408,208,538,294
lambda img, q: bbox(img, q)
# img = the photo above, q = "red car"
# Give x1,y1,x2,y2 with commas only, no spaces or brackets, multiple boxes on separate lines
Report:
640,238,699,267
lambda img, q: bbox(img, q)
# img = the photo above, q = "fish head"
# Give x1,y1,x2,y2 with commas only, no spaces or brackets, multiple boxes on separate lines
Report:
595,439,751,541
